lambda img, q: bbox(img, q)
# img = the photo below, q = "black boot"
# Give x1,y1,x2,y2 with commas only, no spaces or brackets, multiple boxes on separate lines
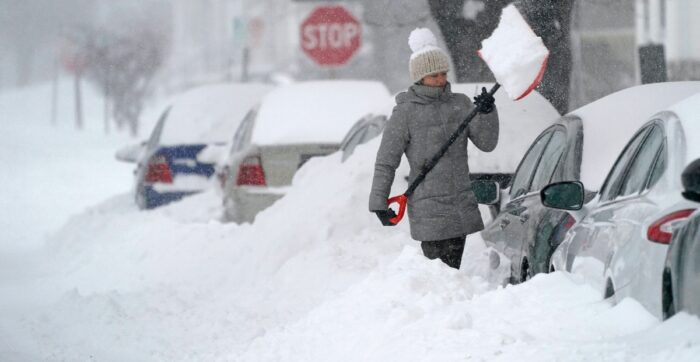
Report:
420,236,466,269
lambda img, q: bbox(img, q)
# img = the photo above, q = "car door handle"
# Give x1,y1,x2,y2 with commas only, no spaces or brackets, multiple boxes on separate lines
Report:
519,213,530,223
500,219,510,229
593,221,616,228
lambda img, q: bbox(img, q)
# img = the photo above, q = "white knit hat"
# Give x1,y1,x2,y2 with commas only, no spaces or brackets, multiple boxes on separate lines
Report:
408,28,451,83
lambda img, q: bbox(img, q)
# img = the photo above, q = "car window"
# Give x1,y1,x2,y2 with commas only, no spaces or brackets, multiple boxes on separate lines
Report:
647,142,666,190
364,116,386,141
365,123,382,142
509,131,553,199
599,127,650,202
619,125,664,197
530,129,567,191
340,117,368,146
341,125,368,156
148,107,170,148
232,108,257,153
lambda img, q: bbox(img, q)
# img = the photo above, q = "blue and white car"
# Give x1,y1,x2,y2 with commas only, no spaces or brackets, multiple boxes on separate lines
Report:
117,83,274,209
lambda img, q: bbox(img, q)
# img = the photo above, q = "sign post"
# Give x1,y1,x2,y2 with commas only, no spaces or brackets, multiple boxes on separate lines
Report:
300,6,361,67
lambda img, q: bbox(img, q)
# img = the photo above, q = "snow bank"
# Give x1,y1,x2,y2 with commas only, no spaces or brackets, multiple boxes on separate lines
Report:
4,82,700,361
0,81,133,253
479,4,549,100
238,270,696,361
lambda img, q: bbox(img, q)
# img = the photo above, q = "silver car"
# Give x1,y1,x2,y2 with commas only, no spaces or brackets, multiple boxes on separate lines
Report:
485,82,700,285
663,158,700,319
546,91,700,319
221,80,393,223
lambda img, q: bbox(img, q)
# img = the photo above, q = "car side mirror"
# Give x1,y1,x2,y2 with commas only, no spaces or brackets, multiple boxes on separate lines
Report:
115,142,146,163
472,180,500,205
541,181,585,211
681,159,700,202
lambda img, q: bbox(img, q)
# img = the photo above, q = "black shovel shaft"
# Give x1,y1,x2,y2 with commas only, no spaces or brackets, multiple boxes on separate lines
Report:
404,83,500,197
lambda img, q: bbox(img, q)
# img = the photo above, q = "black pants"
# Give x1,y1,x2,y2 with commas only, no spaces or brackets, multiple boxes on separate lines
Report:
420,236,466,269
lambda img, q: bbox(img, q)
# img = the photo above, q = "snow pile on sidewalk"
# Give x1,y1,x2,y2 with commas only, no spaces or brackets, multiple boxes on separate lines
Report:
2,83,700,361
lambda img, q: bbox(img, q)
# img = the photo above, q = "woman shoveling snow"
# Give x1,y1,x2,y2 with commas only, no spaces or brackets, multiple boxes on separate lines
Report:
369,4,549,270
368,28,499,269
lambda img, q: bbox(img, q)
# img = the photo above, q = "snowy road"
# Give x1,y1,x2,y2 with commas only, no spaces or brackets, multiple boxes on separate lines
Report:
2,84,700,361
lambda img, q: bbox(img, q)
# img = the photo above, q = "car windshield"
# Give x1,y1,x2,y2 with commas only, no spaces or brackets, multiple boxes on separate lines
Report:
158,84,271,145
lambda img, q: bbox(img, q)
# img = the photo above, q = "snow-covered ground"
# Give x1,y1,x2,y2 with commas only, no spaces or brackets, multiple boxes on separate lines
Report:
0,81,135,254
2,82,700,361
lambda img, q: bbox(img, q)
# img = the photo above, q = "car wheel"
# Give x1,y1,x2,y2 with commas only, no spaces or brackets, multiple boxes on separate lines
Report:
520,258,531,283
662,269,676,320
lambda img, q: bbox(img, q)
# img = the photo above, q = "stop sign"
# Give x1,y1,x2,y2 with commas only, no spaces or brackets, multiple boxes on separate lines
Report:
300,6,361,66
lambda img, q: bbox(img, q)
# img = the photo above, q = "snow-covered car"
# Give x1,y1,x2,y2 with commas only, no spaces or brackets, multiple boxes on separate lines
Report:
116,83,274,209
220,80,392,223
484,82,700,285
544,90,700,318
663,159,700,320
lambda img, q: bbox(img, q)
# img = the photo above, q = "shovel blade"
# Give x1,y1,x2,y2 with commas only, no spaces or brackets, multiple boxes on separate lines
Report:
478,4,549,101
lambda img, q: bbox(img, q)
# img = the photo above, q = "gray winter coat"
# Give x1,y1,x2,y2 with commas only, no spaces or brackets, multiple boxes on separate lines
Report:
369,82,499,241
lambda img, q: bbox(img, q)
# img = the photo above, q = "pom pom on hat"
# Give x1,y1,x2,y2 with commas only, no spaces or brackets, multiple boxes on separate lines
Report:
408,28,450,83
408,28,439,54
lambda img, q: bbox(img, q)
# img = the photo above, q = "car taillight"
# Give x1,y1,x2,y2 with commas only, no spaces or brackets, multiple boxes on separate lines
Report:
144,155,173,184
647,209,696,244
236,155,266,186
564,214,576,230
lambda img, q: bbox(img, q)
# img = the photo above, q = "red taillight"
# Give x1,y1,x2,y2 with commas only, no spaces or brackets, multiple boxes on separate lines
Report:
144,155,173,184
236,155,266,186
647,209,696,244
564,214,576,230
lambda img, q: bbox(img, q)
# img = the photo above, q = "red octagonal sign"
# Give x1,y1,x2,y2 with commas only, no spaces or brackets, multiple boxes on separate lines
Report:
300,6,361,66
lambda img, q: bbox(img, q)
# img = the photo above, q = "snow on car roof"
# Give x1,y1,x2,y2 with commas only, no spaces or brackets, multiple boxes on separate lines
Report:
250,81,392,145
667,92,700,166
451,83,560,174
572,81,700,190
160,83,274,145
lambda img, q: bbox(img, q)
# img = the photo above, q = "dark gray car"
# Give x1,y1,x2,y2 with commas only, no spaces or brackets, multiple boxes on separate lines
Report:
663,159,700,319
482,82,700,285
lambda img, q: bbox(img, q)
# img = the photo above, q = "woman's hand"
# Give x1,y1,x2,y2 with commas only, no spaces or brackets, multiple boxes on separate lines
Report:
473,87,495,114
373,209,397,226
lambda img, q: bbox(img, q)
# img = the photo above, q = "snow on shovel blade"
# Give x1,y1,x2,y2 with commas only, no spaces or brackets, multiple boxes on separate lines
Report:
478,4,549,101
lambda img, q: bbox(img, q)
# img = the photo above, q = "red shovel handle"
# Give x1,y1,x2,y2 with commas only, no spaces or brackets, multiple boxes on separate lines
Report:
387,194,407,225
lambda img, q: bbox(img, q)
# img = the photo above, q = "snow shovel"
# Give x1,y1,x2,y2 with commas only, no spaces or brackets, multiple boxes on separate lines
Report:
386,4,550,225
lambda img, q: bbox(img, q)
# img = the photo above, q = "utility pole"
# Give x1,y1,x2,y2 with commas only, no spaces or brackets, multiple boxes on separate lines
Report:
74,69,83,130
636,0,668,84
51,49,59,126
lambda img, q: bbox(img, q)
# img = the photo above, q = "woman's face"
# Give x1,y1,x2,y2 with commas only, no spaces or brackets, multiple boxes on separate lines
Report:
421,72,447,87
